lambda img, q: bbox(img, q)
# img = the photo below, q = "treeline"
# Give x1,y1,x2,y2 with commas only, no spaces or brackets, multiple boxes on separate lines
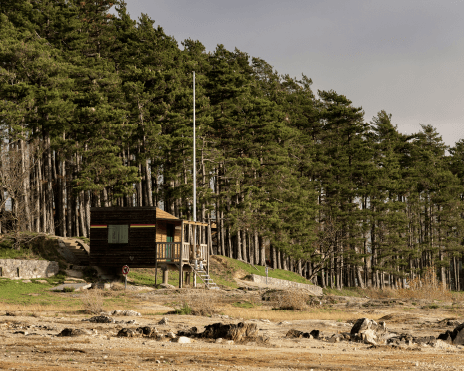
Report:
1,1,464,290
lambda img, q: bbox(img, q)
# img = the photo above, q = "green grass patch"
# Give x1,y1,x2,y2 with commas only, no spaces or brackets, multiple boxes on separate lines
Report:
174,303,193,315
129,269,179,288
0,277,79,308
215,255,313,285
209,272,238,289
232,301,257,309
130,271,158,286
322,287,364,297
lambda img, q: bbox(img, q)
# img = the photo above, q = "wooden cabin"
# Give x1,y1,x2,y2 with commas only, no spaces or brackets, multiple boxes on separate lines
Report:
89,207,211,288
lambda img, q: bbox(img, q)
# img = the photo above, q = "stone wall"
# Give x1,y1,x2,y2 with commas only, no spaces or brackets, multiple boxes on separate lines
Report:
0,259,59,279
247,274,323,296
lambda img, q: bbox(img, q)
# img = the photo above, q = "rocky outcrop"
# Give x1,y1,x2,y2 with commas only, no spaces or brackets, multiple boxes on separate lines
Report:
285,329,321,339
438,322,464,345
198,322,258,342
350,318,389,345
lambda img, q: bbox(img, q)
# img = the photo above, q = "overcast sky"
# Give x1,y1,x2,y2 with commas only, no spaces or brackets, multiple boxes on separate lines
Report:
120,0,464,147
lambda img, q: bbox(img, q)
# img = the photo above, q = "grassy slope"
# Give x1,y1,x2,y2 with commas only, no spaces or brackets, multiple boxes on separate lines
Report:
0,234,318,291
209,255,314,287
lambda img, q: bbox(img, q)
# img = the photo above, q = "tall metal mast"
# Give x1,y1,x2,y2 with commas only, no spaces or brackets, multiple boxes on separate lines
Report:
193,71,196,224
193,71,197,258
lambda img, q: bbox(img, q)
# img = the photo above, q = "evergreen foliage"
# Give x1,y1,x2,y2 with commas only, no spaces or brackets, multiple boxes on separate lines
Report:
1,1,463,290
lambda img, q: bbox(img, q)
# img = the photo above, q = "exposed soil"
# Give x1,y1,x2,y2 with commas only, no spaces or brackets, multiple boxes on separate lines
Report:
1,286,464,370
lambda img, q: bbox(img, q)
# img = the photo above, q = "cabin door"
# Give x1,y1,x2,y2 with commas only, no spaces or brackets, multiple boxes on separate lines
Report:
166,224,174,261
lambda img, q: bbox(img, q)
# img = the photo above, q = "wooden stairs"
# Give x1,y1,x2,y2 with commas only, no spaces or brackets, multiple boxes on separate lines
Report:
61,238,90,266
190,263,219,290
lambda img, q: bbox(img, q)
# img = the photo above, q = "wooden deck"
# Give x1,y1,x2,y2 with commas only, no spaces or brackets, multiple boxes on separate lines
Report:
156,242,208,263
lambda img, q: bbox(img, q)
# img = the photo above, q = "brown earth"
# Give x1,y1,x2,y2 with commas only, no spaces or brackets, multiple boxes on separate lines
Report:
1,286,464,371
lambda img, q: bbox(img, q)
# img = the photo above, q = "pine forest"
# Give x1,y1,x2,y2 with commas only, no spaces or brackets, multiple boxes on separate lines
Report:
1,1,464,291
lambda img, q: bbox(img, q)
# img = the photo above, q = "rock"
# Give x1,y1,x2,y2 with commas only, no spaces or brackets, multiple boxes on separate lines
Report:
199,322,258,342
361,329,377,345
437,322,464,345
175,336,192,343
58,328,91,337
126,320,137,325
166,332,176,339
13,331,28,335
117,328,140,338
5,312,16,316
285,329,313,339
136,326,156,336
158,317,168,325
159,283,175,289
215,338,223,343
286,329,304,338
328,334,342,343
350,318,389,345
310,330,321,339
89,315,115,324
177,327,198,337
278,321,290,325
112,310,141,316
22,280,31,283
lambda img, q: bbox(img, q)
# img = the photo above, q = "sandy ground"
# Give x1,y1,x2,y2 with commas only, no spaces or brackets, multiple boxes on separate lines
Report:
1,287,464,371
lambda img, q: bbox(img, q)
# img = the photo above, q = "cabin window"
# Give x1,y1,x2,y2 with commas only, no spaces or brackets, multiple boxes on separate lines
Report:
108,225,129,244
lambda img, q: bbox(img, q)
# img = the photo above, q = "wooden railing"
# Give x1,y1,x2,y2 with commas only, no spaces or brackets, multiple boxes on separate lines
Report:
182,242,190,261
156,242,181,262
156,242,208,262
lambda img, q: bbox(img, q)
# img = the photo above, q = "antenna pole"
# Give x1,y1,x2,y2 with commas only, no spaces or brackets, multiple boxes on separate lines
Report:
193,71,197,268
193,71,196,223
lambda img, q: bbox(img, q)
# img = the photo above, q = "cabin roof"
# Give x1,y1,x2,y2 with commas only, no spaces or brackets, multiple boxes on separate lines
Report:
156,207,179,220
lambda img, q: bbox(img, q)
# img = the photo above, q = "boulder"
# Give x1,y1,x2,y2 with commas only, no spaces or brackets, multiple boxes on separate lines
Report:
158,317,168,325
89,315,115,324
175,336,192,343
117,328,140,337
437,322,464,345
177,327,198,337
285,329,313,339
136,326,156,336
112,310,141,316
199,322,258,342
350,318,389,345
58,328,91,337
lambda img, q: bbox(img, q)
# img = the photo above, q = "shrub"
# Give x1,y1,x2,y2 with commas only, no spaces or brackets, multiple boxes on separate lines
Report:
81,288,104,314
397,267,452,301
179,290,220,316
268,289,309,311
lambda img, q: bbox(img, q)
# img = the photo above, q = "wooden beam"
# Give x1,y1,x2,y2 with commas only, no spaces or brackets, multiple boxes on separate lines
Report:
183,221,208,226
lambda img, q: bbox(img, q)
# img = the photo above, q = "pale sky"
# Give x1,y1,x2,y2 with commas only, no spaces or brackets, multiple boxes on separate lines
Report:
119,0,464,147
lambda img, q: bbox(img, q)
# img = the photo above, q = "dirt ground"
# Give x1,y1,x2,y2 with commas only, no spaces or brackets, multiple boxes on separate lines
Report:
1,286,464,371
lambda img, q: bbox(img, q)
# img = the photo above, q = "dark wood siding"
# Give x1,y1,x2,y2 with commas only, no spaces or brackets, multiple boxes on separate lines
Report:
90,207,158,267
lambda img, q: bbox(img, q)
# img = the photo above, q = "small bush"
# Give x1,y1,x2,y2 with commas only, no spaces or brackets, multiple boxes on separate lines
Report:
397,267,452,301
178,291,220,316
175,303,193,315
81,288,104,314
268,289,309,311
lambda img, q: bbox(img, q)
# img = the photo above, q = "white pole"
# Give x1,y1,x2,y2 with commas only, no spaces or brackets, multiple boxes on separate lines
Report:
193,71,197,267
193,71,196,224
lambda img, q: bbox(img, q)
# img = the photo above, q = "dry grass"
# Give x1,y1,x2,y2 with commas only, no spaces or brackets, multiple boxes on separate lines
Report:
396,267,452,301
269,289,309,311
180,290,221,316
221,307,378,321
81,288,104,314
